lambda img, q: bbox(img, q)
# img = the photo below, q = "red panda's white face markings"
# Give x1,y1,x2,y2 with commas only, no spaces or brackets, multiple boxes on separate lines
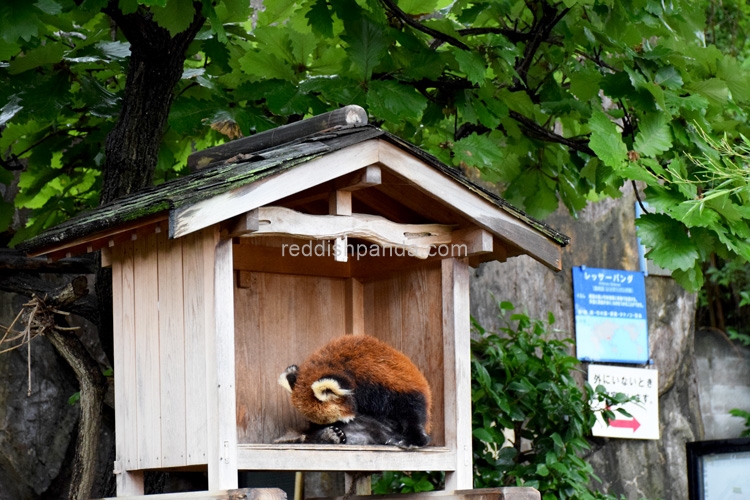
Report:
311,378,353,401
291,389,355,424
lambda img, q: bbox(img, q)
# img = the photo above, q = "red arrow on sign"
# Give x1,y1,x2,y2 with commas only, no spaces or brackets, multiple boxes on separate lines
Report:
609,417,641,432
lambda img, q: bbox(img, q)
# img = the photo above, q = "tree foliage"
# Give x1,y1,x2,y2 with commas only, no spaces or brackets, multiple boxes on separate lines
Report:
3,0,750,290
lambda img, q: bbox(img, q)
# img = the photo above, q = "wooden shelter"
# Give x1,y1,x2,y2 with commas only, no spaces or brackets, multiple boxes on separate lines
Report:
20,106,568,498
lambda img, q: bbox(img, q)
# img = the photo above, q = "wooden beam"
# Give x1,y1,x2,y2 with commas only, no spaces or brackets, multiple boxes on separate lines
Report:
188,105,368,170
376,171,470,226
221,209,260,238
451,227,493,257
99,487,287,500
345,473,372,496
354,187,420,223
234,245,351,279
236,444,455,471
241,206,452,259
27,213,168,260
172,141,381,239
334,165,382,191
317,487,541,500
377,140,563,271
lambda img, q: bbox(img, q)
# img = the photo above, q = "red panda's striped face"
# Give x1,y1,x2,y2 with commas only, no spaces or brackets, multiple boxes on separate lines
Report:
280,366,356,424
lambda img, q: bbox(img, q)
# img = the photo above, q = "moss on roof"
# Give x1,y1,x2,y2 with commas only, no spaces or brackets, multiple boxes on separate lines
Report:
19,125,568,254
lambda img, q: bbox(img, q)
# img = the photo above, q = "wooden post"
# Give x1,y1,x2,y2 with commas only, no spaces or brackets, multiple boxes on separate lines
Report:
344,473,372,496
112,243,145,496
207,235,239,490
345,278,364,335
442,257,473,491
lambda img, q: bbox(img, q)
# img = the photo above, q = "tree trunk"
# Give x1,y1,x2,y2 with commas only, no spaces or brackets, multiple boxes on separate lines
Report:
101,1,206,204
35,277,108,500
80,2,206,497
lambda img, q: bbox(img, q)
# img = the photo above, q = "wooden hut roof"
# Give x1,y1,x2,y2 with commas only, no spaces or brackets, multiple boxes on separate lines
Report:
18,107,568,269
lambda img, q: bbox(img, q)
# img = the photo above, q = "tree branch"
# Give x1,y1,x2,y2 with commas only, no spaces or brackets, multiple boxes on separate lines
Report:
514,3,570,89
0,272,100,326
377,0,471,50
458,26,533,44
42,277,107,500
0,249,97,274
509,110,595,156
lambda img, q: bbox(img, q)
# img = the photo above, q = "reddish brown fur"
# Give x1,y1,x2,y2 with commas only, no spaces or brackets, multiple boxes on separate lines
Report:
289,334,432,432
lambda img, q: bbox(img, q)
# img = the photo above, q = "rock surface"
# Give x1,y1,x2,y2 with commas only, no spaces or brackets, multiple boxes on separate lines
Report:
0,292,79,500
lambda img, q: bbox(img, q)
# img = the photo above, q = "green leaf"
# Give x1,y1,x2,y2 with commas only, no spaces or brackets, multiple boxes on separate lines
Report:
341,17,387,81
238,50,297,82
717,58,750,102
654,66,683,90
366,80,428,123
399,0,440,15
569,67,602,101
0,97,23,126
0,0,41,43
672,264,704,292
151,0,199,36
588,110,628,169
8,40,65,74
452,48,485,85
305,0,334,38
453,133,504,170
687,78,729,106
473,427,495,443
636,213,699,271
634,114,672,157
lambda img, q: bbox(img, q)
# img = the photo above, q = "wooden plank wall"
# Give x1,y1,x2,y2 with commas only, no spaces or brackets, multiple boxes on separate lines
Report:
362,263,445,447
233,262,446,448
234,272,348,444
112,226,215,471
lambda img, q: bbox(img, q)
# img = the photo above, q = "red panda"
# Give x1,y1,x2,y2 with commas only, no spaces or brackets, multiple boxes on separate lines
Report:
277,334,432,448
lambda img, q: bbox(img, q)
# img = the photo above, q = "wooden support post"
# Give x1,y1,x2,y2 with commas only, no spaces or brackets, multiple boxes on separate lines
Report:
112,243,145,496
344,473,372,496
329,191,352,262
207,235,238,491
345,278,364,335
334,165,382,191
442,257,473,491
329,190,353,216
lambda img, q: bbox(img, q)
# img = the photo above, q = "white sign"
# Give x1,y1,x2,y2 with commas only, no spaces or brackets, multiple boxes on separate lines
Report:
588,364,659,440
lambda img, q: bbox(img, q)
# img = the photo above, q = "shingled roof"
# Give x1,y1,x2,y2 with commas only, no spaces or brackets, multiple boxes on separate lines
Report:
18,106,568,268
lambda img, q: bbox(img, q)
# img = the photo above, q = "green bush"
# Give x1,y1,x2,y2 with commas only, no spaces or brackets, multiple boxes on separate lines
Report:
471,301,631,500
729,408,750,437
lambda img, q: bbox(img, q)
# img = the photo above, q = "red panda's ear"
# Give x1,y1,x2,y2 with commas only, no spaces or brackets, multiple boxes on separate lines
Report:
278,365,299,394
311,377,353,401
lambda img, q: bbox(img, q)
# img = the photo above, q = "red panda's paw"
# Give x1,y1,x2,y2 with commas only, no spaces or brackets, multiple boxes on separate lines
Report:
315,425,347,444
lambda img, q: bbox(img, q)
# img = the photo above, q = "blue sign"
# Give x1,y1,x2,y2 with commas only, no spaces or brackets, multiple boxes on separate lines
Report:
573,266,649,364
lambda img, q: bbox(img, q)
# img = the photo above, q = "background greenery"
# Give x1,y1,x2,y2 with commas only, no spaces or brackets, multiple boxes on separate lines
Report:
5,0,750,293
